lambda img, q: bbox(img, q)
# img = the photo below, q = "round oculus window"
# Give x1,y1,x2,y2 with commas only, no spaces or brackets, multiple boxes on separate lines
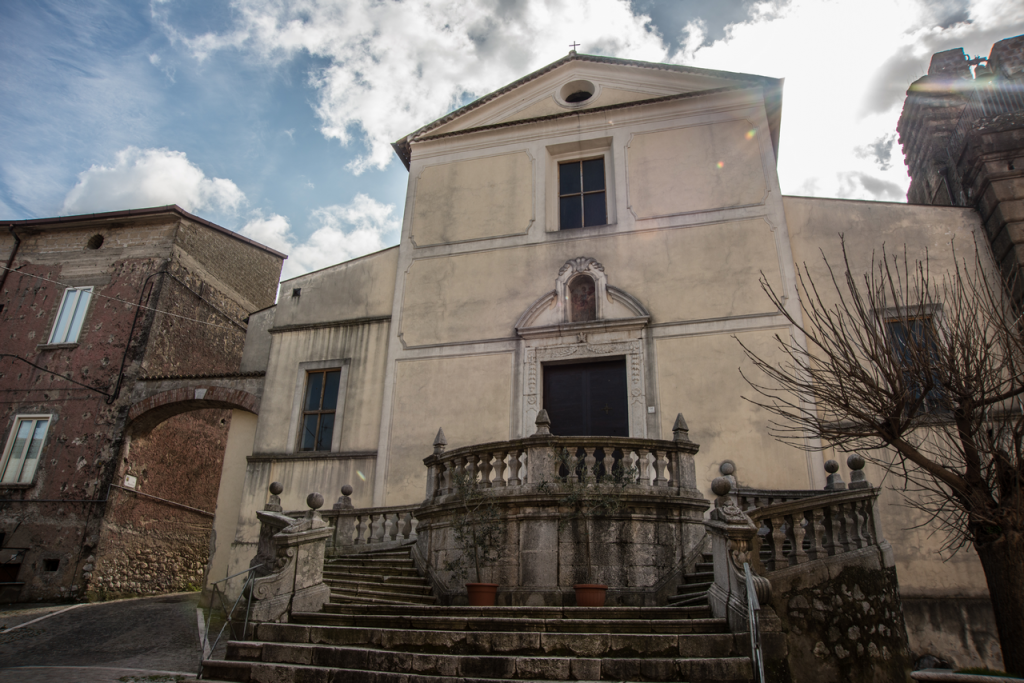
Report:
558,79,596,107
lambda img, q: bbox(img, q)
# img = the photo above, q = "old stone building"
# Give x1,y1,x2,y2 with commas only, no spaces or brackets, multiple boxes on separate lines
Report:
0,206,283,601
208,39,1024,673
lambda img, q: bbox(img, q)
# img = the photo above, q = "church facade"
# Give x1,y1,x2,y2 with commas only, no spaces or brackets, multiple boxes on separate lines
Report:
209,50,1005,667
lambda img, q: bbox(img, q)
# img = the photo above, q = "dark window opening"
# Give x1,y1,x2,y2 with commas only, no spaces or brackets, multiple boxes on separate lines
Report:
86,234,104,250
565,90,592,103
569,275,596,322
43,558,59,572
543,359,628,437
300,369,340,451
559,159,606,229
886,315,945,412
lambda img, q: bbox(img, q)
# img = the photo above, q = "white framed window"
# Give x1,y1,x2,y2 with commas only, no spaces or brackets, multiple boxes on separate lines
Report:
545,137,616,233
48,287,92,344
285,360,350,454
1,416,50,485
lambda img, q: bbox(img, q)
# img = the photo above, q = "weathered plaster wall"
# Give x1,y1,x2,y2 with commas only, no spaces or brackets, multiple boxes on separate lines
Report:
386,354,514,504
411,153,534,245
626,120,767,218
400,218,782,347
655,329,811,499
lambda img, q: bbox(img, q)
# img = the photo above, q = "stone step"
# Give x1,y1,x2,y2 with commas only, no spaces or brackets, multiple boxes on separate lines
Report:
339,548,414,557
683,571,714,584
206,643,752,682
311,603,716,621
247,623,745,658
329,588,438,605
323,571,430,586
694,561,713,573
666,593,708,608
298,611,724,634
324,566,422,579
326,578,433,595
674,581,712,596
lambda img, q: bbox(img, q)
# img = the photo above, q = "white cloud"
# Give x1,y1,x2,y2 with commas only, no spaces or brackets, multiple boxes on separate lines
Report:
672,0,1024,201
241,193,400,279
61,147,246,216
167,0,667,174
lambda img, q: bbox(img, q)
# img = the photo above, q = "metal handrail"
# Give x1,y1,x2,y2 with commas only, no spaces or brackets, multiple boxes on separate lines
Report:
744,562,766,683
198,563,263,675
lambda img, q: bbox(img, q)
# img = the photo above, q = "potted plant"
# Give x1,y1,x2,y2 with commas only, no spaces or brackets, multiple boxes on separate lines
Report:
443,467,504,606
553,448,636,607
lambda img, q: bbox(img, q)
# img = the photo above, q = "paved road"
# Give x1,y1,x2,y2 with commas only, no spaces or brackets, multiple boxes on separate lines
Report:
0,592,202,682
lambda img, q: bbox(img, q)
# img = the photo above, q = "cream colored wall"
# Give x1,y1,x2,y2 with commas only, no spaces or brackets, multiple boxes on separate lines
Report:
655,329,811,499
627,120,768,218
205,409,257,589
254,320,390,455
400,218,782,346
410,153,533,246
783,195,993,598
498,88,656,124
274,247,397,328
384,353,513,504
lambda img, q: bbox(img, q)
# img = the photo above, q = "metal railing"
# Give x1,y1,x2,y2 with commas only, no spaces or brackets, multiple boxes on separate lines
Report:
744,562,766,683
198,564,262,674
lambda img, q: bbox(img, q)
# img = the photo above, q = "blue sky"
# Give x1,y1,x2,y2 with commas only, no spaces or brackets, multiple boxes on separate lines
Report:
2,0,1022,280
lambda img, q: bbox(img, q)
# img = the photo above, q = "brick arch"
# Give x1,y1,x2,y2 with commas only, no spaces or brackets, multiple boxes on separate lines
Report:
127,386,260,437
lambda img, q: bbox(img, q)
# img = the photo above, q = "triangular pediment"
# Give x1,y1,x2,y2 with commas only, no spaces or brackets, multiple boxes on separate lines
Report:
392,53,783,168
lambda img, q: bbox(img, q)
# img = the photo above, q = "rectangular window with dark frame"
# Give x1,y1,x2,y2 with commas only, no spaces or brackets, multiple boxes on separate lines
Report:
886,314,945,412
300,369,340,451
1,416,50,484
559,158,606,229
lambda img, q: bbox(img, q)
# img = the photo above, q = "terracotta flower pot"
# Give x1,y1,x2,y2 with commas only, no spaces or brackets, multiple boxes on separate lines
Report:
574,584,608,607
466,582,499,606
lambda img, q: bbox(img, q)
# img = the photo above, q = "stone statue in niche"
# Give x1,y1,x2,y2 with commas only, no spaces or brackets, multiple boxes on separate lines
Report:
569,275,596,322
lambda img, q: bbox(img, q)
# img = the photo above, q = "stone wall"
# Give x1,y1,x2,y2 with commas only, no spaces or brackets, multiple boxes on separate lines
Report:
767,548,912,683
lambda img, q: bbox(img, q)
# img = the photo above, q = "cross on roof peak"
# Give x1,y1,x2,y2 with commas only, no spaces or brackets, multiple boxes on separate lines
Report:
569,41,580,52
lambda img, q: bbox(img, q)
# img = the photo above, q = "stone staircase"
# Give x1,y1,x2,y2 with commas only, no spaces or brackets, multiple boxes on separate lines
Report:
666,552,713,609
201,601,754,682
323,545,437,606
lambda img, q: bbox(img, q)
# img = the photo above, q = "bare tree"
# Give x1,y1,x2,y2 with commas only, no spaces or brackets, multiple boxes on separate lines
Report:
738,238,1024,676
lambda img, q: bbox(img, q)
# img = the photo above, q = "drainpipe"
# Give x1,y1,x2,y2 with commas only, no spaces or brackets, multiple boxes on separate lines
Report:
0,226,21,299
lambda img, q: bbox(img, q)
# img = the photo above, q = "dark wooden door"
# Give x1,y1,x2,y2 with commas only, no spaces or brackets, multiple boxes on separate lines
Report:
542,359,629,436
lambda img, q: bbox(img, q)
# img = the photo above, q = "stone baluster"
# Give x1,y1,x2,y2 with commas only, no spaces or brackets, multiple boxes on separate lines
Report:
654,449,669,487
791,513,809,565
478,452,493,488
399,512,413,540
386,512,400,541
408,514,419,540
638,451,652,486
859,499,875,545
370,512,385,543
466,453,479,487
770,516,787,570
808,507,827,560
847,503,865,549
821,506,839,556
453,455,467,489
356,513,371,544
507,450,521,486
491,450,506,487
833,503,853,553
583,447,597,484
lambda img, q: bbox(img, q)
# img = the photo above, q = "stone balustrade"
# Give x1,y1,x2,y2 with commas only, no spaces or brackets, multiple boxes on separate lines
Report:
749,487,884,573
423,410,699,500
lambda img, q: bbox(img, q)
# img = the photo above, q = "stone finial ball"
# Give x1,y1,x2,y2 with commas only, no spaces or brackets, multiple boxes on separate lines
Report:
711,476,732,497
269,482,283,495
341,484,353,497
824,459,839,474
719,460,736,476
847,453,866,471
307,492,325,510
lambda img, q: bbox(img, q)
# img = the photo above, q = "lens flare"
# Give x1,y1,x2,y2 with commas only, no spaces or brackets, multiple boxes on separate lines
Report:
746,129,756,140
716,161,725,169
356,470,366,482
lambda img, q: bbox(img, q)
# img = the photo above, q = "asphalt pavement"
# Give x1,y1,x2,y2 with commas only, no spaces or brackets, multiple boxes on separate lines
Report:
0,592,203,682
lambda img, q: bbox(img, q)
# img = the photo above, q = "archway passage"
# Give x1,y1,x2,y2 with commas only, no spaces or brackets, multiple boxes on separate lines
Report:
543,359,628,437
127,386,260,437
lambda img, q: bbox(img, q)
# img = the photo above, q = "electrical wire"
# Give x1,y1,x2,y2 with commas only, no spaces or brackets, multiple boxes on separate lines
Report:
0,264,239,330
